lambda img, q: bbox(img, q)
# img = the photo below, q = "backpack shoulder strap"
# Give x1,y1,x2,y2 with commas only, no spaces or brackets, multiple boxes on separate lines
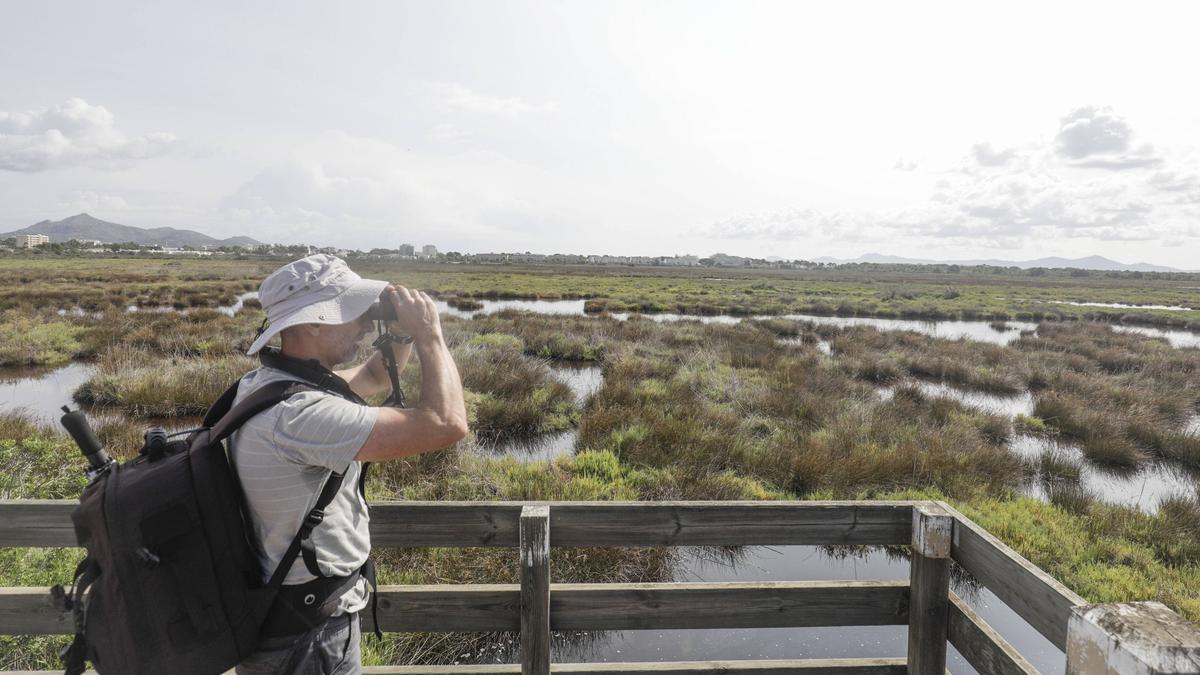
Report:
270,468,346,586
208,379,315,444
201,379,242,429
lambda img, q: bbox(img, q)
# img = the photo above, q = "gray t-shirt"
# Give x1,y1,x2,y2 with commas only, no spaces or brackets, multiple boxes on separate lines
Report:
229,366,380,615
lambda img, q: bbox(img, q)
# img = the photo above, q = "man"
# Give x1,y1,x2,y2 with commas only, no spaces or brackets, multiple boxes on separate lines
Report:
231,254,468,674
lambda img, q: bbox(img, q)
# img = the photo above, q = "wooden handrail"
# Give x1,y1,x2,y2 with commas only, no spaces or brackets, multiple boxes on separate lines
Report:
0,499,1196,674
0,500,917,548
936,501,1085,649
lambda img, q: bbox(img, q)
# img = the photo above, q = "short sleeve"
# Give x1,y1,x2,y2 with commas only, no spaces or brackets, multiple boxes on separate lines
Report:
271,391,379,473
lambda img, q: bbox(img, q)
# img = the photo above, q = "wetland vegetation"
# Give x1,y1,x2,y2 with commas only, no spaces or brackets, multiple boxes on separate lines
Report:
1,256,1199,667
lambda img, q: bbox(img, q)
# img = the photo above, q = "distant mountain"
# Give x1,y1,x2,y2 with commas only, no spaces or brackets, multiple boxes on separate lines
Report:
813,252,1180,273
1,213,262,248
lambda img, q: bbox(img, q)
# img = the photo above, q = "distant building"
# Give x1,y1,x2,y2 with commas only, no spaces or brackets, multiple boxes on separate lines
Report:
510,252,546,263
16,234,49,248
398,244,415,257
661,255,700,267
421,244,438,256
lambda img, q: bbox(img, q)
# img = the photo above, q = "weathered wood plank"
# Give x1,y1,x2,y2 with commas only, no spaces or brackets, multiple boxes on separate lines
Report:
0,500,77,547
368,584,521,632
907,504,952,675
948,594,1038,675
549,581,909,631
548,502,914,547
370,502,525,547
520,505,551,675
362,659,908,673
0,587,74,635
0,500,916,549
938,501,1085,650
3,582,908,635
5,658,909,674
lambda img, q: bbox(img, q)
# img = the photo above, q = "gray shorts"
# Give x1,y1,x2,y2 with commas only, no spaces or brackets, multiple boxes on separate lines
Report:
236,613,361,675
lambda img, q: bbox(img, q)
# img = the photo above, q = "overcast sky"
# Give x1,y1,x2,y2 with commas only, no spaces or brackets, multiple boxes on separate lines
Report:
2,1,1199,265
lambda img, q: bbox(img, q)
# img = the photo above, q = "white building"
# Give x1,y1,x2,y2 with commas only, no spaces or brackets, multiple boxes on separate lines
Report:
420,244,438,257
661,255,700,267
16,234,49,248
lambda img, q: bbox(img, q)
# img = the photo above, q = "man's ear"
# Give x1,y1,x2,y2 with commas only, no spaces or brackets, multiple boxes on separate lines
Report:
281,323,322,344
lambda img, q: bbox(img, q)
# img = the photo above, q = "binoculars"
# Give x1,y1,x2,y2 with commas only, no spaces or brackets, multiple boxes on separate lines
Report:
365,301,396,322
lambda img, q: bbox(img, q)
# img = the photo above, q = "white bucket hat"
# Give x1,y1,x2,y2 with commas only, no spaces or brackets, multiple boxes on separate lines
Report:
246,254,389,355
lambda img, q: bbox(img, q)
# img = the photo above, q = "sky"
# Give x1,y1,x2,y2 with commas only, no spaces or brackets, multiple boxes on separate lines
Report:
2,1,1199,266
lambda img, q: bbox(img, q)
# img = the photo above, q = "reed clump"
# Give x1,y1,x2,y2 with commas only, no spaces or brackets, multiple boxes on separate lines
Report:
0,311,85,367
74,347,255,417
451,338,578,442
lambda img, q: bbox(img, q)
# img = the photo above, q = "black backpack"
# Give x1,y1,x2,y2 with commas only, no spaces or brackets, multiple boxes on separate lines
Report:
54,378,367,675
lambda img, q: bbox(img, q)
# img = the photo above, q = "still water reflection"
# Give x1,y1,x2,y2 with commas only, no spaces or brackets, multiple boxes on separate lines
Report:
0,362,96,421
536,545,1064,674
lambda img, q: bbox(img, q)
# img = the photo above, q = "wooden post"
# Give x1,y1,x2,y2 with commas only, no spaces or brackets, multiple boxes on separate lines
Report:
520,505,550,675
1066,601,1200,674
907,503,952,675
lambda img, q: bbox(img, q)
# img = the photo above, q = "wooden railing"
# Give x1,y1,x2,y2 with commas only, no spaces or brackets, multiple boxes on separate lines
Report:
1,499,1198,674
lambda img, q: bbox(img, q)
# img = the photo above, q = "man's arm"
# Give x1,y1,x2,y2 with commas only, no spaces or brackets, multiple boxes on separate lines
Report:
356,288,468,460
336,341,413,400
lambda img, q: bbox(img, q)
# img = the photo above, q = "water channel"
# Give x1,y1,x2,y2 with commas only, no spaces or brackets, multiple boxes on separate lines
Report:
874,380,1199,513
438,296,1200,348
1051,301,1195,311
0,362,96,422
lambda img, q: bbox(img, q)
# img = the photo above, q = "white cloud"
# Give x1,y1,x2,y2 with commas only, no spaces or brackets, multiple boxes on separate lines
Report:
57,190,129,212
429,82,557,117
0,98,178,172
971,143,1017,167
221,130,605,248
706,106,1197,249
708,208,856,240
893,158,918,171
1054,106,1161,170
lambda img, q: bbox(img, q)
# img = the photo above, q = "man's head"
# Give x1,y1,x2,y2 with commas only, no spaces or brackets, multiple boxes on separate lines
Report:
247,254,388,365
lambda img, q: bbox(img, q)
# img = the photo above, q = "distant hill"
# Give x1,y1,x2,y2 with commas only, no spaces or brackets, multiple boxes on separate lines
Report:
1,213,262,248
812,253,1180,273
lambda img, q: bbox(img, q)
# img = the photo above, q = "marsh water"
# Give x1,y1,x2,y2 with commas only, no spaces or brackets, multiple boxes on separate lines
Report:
1111,324,1200,348
875,380,1199,513
1051,301,1195,311
0,362,96,421
434,296,1200,348
534,544,1064,674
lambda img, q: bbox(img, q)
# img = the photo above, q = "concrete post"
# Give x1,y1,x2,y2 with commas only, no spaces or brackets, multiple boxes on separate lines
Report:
1066,601,1200,674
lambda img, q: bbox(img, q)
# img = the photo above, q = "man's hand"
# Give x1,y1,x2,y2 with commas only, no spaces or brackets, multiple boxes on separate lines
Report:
357,286,467,461
384,285,443,343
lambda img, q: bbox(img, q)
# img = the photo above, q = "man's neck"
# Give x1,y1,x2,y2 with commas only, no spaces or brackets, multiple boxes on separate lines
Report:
260,346,364,404
279,342,336,370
